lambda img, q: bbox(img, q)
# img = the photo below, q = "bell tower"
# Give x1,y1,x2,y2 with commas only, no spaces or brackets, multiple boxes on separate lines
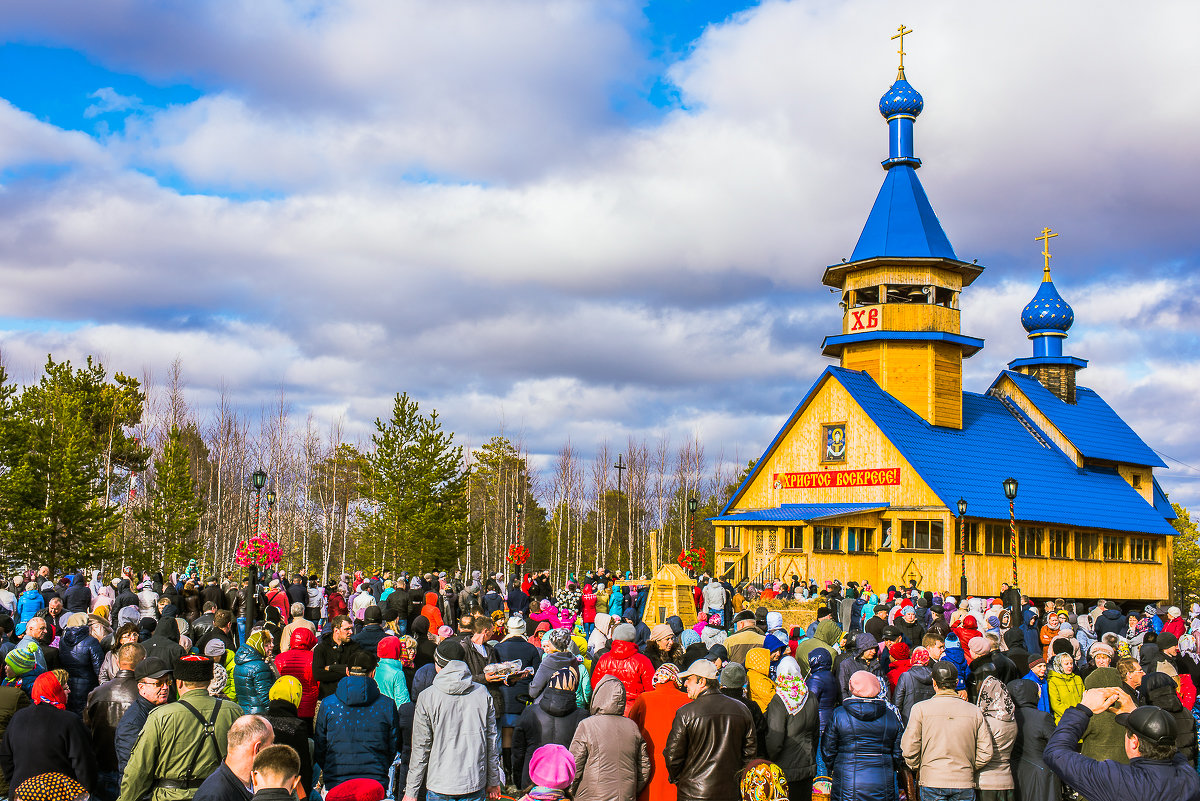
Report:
820,26,984,430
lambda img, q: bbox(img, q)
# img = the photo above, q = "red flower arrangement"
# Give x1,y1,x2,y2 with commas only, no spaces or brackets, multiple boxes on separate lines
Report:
507,544,531,565
235,533,283,568
677,546,707,572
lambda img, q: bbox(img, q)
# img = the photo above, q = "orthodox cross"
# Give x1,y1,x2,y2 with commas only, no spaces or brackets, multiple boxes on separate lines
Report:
892,24,913,77
1036,227,1059,280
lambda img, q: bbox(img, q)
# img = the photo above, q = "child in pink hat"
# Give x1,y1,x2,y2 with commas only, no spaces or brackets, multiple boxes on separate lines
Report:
521,744,576,800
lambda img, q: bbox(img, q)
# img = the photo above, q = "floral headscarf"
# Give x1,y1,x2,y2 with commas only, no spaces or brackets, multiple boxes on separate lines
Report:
652,663,681,687
910,646,931,667
32,672,66,709
774,656,809,715
740,760,789,801
397,635,417,668
1179,634,1197,656
1050,652,1074,674
977,675,1015,723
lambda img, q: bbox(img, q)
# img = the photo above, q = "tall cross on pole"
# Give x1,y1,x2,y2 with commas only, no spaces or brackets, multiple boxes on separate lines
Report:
892,24,913,78
614,454,626,500
1036,227,1059,281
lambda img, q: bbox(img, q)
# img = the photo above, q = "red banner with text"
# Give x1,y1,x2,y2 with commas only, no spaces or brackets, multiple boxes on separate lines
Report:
773,467,900,489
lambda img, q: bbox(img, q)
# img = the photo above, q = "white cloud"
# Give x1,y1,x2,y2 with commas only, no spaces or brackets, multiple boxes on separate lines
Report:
84,87,142,118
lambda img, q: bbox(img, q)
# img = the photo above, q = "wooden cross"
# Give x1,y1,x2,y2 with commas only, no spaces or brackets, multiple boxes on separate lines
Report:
1036,227,1059,280
892,25,913,76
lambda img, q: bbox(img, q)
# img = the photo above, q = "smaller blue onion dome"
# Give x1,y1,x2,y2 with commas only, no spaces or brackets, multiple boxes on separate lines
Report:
1021,276,1074,333
879,78,924,119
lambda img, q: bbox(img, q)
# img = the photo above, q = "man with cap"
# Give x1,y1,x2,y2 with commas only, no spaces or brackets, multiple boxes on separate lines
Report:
114,657,173,779
664,659,756,801
723,611,765,666
351,607,388,653
118,655,243,801
1043,688,1200,801
403,640,502,801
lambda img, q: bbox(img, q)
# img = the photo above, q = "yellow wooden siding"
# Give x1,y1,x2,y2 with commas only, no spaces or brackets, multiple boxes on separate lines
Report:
1117,465,1154,504
842,304,960,335
932,343,963,429
993,374,1082,466
842,265,965,293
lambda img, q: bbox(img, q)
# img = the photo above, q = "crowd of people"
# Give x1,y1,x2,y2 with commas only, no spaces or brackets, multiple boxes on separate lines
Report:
1,564,1200,801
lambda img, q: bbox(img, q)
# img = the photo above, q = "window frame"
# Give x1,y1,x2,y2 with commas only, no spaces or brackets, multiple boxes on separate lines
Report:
1047,529,1070,560
1018,526,1044,558
782,525,803,552
1103,535,1125,562
953,520,980,554
847,527,875,554
899,519,944,553
813,525,843,553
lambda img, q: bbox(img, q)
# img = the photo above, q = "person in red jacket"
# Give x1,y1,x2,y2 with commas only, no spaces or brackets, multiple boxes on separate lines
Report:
1163,606,1187,639
581,586,598,637
592,623,654,714
326,585,348,619
275,627,320,723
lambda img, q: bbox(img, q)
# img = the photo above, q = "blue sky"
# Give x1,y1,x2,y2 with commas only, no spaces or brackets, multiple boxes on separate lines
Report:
0,0,1197,512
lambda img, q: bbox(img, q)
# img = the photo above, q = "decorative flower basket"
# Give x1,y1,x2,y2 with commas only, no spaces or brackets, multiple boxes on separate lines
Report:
235,533,282,568
677,546,707,572
507,544,531,566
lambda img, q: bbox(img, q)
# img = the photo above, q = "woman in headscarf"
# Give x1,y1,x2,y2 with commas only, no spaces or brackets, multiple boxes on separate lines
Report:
262,675,314,797
745,647,776,713
232,628,276,715
976,675,1017,801
764,656,818,798
98,622,141,683
1046,652,1082,724
821,671,903,801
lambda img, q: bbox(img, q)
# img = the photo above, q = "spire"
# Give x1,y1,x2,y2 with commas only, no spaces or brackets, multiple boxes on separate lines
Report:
850,26,956,261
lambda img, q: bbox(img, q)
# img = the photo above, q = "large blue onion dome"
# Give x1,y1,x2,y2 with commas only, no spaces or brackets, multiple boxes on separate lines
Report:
1021,275,1074,333
879,78,924,119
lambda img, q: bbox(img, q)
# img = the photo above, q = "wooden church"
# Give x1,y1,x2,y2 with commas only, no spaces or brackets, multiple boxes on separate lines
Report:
710,37,1176,603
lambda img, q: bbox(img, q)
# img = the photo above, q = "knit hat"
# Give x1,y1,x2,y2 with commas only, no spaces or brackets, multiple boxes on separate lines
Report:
546,628,573,652
719,662,747,690
613,623,636,642
269,675,303,707
848,670,881,698
1158,632,1179,651
527,744,576,791
436,625,454,639
377,637,402,661
650,623,674,643
173,655,214,683
5,640,39,676
65,612,89,629
324,778,387,801
1027,656,1046,670
889,642,910,660
14,774,88,801
506,616,527,636
680,630,701,648
970,637,994,657
434,639,467,667
363,606,382,624
652,663,681,687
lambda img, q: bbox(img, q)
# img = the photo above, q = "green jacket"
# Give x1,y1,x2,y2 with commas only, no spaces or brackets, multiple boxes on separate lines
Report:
795,620,842,673
118,688,243,801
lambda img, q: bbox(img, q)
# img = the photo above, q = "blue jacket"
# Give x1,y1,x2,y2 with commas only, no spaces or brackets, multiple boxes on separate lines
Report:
15,590,43,623
232,644,275,714
1022,669,1052,714
314,674,401,788
943,641,971,692
821,697,903,801
1043,705,1200,801
58,625,103,716
114,696,155,776
1023,608,1042,654
804,648,841,733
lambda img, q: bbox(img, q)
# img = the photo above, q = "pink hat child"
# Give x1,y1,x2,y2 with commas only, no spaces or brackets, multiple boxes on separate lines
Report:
524,744,576,798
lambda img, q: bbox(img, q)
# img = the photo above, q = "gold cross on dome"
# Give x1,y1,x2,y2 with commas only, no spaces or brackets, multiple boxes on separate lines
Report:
892,25,913,78
1035,227,1059,281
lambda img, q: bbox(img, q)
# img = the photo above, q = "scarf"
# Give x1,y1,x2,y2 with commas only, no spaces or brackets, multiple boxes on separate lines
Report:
32,672,66,709
774,670,810,714
524,789,567,800
397,635,417,668
977,675,1015,722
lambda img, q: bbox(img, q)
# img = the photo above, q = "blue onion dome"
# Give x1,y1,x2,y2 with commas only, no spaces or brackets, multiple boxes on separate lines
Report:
879,78,924,119
1021,277,1074,333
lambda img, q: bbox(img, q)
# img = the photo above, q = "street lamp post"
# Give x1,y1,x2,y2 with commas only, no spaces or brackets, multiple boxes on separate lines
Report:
246,469,267,641
1003,477,1019,623
515,499,524,558
687,497,698,549
957,498,967,599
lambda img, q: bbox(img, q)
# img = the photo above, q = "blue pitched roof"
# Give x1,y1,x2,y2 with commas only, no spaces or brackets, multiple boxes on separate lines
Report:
995,371,1166,468
710,503,889,524
724,366,1175,537
1154,477,1177,521
850,165,957,261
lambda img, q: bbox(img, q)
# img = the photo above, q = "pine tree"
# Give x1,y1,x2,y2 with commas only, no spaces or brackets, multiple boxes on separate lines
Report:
136,425,205,567
365,393,472,572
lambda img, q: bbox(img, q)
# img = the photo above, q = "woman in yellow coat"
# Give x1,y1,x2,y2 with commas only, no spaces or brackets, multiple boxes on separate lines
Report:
1047,652,1083,723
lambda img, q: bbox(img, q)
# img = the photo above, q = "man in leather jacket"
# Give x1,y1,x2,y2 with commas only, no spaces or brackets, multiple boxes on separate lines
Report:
664,659,756,801
86,643,145,799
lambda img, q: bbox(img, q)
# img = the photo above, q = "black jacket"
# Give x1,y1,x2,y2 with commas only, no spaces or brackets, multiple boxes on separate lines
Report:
64,581,91,613
352,625,389,655
720,688,768,758
201,583,227,611
894,619,925,648
193,761,251,801
764,691,819,785
263,699,313,798
512,686,588,787
0,702,97,792
0,686,30,796
84,669,140,771
1008,678,1060,801
1093,608,1127,639
664,687,756,800
384,589,410,622
114,696,155,776
311,635,363,699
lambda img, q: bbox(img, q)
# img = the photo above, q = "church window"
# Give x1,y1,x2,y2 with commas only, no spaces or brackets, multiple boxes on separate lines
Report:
1103,536,1125,561
984,523,1009,555
1019,527,1044,557
852,286,879,306
1048,529,1070,559
954,521,980,554
722,526,741,550
899,519,943,552
1130,537,1157,562
782,526,803,551
814,526,842,552
847,527,874,553
1075,532,1100,561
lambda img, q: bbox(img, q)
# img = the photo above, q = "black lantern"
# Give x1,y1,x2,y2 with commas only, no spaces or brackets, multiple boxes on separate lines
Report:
515,500,524,515
957,498,967,516
1002,477,1018,501
252,469,267,491
266,489,276,507
687,497,698,514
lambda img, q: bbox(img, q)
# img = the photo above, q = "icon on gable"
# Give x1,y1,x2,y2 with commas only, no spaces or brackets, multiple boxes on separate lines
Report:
823,424,847,463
